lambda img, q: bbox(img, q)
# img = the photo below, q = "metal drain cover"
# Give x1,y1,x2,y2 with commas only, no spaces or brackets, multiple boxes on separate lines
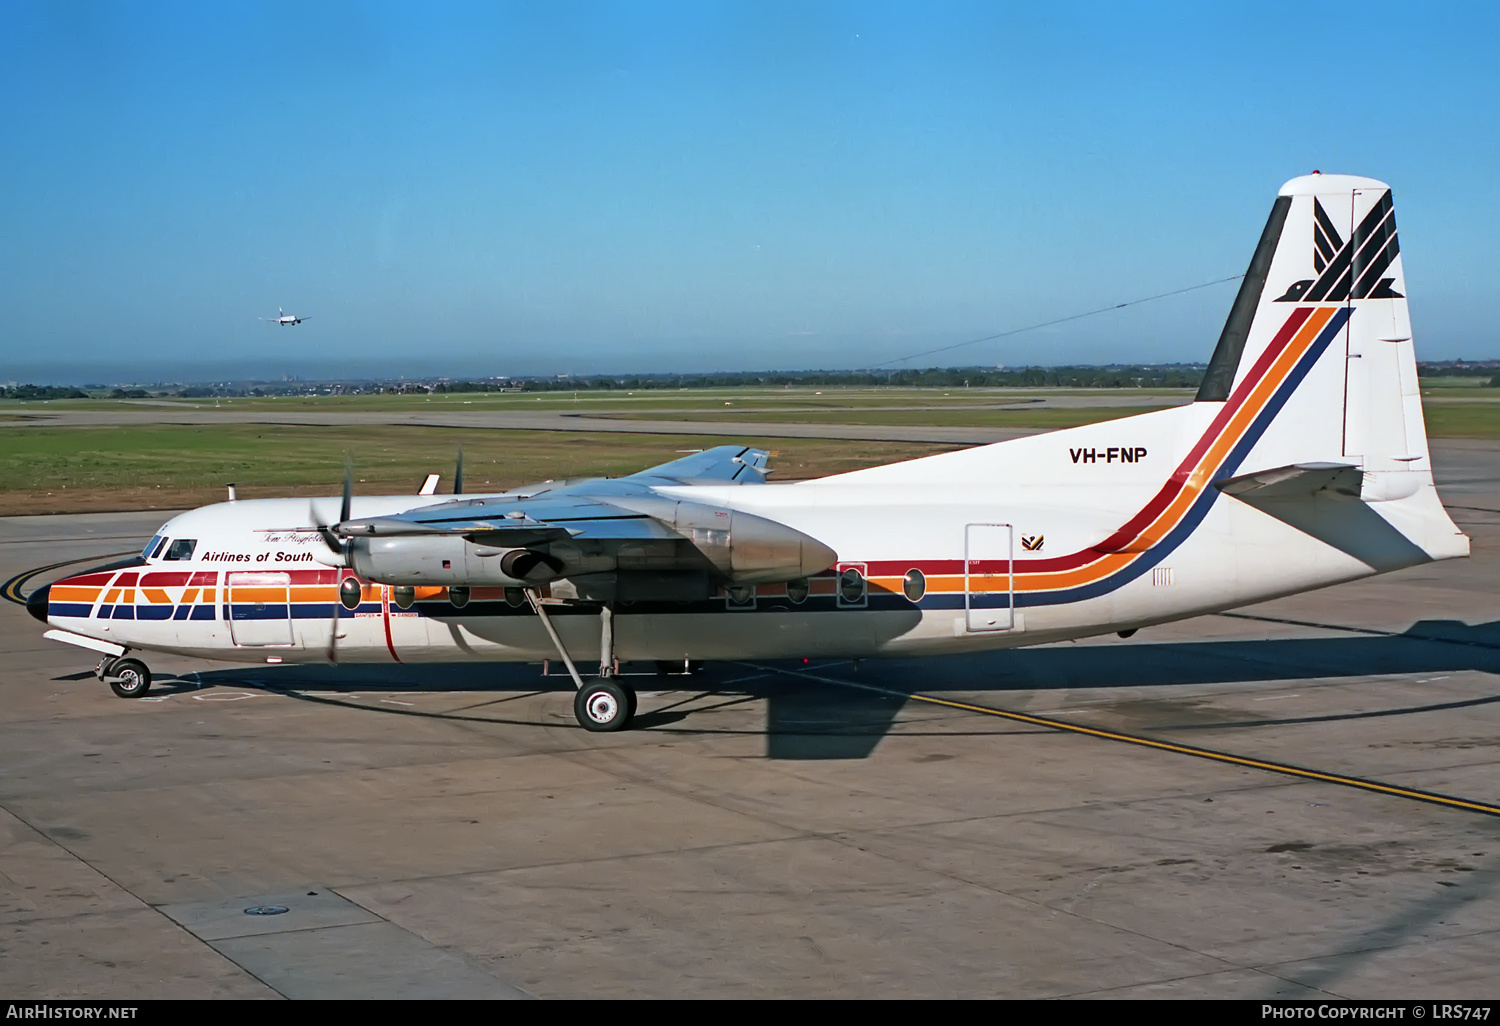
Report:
243,904,290,916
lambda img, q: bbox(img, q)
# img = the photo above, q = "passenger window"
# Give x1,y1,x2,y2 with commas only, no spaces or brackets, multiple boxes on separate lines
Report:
839,567,866,604
164,538,197,561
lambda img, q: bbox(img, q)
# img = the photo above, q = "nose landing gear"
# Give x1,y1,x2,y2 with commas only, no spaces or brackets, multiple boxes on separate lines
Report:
98,656,152,699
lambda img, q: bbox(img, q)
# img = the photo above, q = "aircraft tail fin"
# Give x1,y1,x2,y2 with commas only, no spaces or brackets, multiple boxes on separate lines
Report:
1199,173,1465,561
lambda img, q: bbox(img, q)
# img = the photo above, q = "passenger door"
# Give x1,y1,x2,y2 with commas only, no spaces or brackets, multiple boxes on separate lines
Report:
964,523,1014,632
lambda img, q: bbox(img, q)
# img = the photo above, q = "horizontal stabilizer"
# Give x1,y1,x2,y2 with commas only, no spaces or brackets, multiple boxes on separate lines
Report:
1215,462,1362,501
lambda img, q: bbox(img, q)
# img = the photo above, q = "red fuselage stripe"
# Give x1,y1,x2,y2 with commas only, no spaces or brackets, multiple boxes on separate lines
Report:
381,587,401,663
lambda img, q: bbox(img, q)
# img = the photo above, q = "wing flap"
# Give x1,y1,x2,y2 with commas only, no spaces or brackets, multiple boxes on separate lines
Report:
628,445,770,485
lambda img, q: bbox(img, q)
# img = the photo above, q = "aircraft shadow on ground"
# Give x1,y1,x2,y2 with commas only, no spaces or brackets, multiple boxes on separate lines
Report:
140,617,1500,760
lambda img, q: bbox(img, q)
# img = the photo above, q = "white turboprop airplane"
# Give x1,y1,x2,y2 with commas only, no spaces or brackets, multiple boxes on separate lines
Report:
30,174,1468,732
262,308,307,326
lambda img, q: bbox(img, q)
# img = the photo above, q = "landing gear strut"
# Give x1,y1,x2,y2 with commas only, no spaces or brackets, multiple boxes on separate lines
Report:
528,592,636,731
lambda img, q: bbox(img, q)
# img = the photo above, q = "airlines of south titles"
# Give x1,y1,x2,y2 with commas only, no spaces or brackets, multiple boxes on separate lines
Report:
198,550,316,563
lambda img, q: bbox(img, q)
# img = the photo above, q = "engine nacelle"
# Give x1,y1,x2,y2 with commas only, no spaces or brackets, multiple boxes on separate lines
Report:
639,499,838,585
347,535,539,587
344,504,836,591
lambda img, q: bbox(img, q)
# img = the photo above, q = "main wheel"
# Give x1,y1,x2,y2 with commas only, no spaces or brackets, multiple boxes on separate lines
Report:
107,658,151,699
574,680,633,732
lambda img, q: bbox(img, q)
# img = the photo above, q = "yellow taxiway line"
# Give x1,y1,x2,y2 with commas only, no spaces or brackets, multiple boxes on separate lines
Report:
1,552,137,605
758,663,1500,819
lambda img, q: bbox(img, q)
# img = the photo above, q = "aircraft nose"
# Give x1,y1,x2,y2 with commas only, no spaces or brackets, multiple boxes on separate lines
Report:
26,584,50,624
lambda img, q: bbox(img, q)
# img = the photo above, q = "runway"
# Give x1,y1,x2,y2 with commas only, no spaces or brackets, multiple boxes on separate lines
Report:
4,391,1186,446
3,440,1500,998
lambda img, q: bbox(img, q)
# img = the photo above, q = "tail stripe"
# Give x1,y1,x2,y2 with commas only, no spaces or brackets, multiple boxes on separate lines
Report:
1001,305,1320,582
922,305,1350,607
1025,306,1351,604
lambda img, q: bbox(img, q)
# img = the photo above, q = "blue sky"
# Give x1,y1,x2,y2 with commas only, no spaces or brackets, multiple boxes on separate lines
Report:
2,1,1497,383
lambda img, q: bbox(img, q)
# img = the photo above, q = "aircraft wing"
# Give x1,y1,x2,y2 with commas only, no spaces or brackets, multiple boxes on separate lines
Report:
625,445,770,485
331,442,833,587
339,446,771,538
336,446,767,540
338,494,679,542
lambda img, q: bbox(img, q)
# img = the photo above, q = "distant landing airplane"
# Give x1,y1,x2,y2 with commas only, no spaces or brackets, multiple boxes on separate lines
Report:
262,308,307,326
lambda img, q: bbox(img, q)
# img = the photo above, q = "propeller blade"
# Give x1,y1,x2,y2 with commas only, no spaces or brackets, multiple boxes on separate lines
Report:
454,446,464,496
328,571,342,664
340,455,353,524
307,500,346,566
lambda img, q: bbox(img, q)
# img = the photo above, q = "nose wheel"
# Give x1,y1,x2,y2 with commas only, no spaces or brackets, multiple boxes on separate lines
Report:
574,680,636,732
102,657,152,699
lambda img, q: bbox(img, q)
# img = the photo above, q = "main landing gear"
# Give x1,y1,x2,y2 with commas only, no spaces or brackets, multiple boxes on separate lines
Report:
97,655,152,699
574,679,638,732
527,594,639,732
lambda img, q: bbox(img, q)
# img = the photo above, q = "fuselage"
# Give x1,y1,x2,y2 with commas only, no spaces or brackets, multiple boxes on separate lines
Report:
38,396,1456,670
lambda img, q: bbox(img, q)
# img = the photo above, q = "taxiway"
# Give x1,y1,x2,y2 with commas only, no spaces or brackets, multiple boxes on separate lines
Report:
3,441,1499,998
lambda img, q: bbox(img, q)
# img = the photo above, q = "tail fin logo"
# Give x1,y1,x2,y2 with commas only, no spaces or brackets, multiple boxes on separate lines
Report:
1275,192,1405,303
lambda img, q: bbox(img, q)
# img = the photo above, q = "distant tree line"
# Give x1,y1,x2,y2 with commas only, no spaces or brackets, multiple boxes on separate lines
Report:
438,365,1211,391
2,361,1496,399
0,384,90,399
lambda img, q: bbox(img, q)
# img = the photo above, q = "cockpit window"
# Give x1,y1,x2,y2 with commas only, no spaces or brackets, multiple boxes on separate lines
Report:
143,536,165,559
163,538,197,561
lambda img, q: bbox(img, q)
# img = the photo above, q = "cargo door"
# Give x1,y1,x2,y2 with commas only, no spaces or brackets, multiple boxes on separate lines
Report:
227,572,294,647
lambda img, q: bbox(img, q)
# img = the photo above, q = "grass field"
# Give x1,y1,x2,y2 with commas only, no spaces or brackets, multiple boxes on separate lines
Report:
1421,402,1500,438
3,386,1499,516
0,424,959,515
582,406,1180,428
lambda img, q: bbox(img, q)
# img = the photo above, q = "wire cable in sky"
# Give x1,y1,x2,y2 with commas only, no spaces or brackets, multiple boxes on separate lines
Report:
873,274,1246,368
